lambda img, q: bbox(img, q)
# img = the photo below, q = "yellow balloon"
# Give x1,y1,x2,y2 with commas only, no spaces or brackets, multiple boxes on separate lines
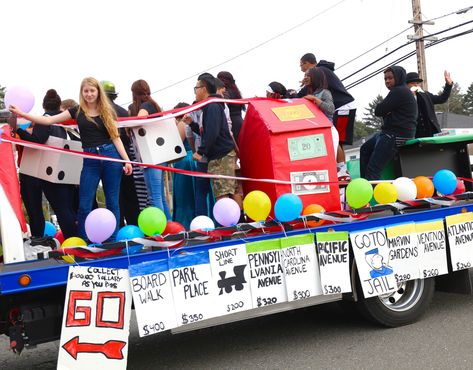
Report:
60,237,87,263
243,190,272,221
373,182,398,204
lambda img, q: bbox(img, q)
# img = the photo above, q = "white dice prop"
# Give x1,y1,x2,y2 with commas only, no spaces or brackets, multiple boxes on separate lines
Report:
131,117,186,165
19,136,83,185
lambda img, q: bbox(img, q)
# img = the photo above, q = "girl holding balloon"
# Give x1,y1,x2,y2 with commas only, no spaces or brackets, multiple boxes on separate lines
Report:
9,77,133,241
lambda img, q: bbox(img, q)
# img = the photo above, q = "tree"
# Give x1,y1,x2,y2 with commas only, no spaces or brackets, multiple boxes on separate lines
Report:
362,95,384,131
462,82,473,116
353,119,376,142
0,85,5,109
436,82,465,114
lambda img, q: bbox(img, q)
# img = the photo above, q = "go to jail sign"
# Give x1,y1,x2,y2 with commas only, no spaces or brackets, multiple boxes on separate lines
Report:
58,266,132,370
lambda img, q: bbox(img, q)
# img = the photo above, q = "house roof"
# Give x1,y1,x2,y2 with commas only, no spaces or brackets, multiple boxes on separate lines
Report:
437,112,473,128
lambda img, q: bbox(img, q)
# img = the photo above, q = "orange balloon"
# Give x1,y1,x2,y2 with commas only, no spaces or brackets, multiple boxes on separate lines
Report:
302,204,325,227
413,176,435,198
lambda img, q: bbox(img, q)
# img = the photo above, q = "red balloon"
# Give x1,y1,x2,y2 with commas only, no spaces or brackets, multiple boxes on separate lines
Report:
54,230,65,244
163,221,185,235
453,180,466,195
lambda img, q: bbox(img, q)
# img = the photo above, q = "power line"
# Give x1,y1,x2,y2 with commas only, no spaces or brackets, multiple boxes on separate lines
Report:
336,5,473,72
336,26,413,71
147,0,348,97
345,26,473,90
341,18,473,83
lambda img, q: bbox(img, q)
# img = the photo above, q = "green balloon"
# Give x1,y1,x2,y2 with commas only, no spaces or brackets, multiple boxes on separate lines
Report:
346,178,373,209
138,207,167,236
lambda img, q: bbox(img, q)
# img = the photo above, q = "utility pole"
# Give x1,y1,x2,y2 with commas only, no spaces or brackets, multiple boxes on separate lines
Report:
408,0,435,90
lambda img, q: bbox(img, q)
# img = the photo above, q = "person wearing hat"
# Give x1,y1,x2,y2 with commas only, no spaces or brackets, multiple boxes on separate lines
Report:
406,71,453,138
101,80,128,118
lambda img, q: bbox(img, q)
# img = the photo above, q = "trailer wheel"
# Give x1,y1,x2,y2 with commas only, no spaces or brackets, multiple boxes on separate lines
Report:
357,278,435,327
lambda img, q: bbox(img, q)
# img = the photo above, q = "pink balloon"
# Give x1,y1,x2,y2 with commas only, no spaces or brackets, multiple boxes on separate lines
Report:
213,198,241,227
85,208,117,243
5,85,35,113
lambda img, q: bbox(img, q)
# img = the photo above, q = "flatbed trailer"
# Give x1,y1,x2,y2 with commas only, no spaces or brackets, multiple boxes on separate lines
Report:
1,201,473,351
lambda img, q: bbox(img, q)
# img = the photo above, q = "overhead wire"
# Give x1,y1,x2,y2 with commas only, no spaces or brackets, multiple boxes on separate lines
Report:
336,5,473,72
147,0,348,97
335,26,413,71
345,26,473,90
341,18,473,85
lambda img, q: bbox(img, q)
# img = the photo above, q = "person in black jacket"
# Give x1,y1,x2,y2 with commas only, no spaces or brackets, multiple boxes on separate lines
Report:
406,71,453,138
15,89,77,240
184,73,241,207
360,66,417,180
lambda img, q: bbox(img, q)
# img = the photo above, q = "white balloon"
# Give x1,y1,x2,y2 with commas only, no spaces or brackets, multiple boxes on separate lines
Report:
392,177,417,201
190,215,215,231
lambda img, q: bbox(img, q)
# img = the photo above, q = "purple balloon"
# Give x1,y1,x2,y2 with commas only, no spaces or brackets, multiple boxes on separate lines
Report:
5,85,35,113
213,198,241,227
85,208,117,243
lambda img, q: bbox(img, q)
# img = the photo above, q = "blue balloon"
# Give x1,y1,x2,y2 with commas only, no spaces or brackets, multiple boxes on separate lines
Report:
116,225,145,254
18,122,31,130
433,169,457,195
274,193,303,222
43,221,56,237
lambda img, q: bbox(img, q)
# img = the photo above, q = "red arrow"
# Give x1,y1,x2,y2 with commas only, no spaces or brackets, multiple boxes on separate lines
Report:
62,336,126,360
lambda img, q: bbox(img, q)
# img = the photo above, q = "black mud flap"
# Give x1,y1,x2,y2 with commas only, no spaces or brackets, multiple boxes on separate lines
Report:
435,268,473,294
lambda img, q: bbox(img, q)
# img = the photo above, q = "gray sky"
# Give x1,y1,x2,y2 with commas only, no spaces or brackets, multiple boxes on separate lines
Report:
2,0,473,118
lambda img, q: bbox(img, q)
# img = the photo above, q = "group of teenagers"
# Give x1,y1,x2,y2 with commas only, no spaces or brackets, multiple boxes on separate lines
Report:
6,52,453,246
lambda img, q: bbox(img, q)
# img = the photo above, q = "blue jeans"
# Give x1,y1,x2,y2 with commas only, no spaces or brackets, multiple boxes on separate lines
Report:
194,161,214,218
143,167,171,219
79,143,123,242
360,132,397,180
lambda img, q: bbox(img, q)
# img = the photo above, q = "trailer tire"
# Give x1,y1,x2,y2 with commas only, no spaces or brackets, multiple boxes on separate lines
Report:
356,278,435,327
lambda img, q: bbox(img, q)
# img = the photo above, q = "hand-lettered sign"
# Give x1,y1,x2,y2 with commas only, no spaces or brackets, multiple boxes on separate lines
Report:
169,251,216,326
246,239,287,308
350,227,397,298
316,231,351,295
209,244,253,315
385,222,420,283
281,234,322,301
445,212,473,271
416,219,448,278
129,259,177,337
58,266,132,370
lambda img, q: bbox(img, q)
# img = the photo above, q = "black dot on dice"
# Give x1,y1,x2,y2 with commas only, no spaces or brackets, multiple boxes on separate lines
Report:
138,128,146,136
46,167,53,175
64,144,70,150
175,146,182,154
58,171,65,180
156,137,165,146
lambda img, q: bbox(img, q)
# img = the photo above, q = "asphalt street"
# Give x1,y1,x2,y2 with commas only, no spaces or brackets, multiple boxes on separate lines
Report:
1,291,472,370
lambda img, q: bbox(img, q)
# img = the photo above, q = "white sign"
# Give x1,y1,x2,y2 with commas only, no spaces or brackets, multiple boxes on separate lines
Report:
386,223,421,283
129,260,177,337
169,251,216,326
208,244,253,315
246,239,287,308
350,228,397,298
416,219,449,278
58,266,132,370
316,231,351,295
445,212,473,271
281,233,323,301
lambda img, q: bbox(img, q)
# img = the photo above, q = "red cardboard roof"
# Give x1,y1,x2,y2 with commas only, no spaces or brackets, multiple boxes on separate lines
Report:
248,98,333,134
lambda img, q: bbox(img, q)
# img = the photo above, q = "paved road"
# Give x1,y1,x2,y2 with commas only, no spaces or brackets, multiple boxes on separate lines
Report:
1,291,473,369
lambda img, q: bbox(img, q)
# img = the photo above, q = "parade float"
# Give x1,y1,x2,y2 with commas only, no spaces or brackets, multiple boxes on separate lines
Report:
0,91,473,369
